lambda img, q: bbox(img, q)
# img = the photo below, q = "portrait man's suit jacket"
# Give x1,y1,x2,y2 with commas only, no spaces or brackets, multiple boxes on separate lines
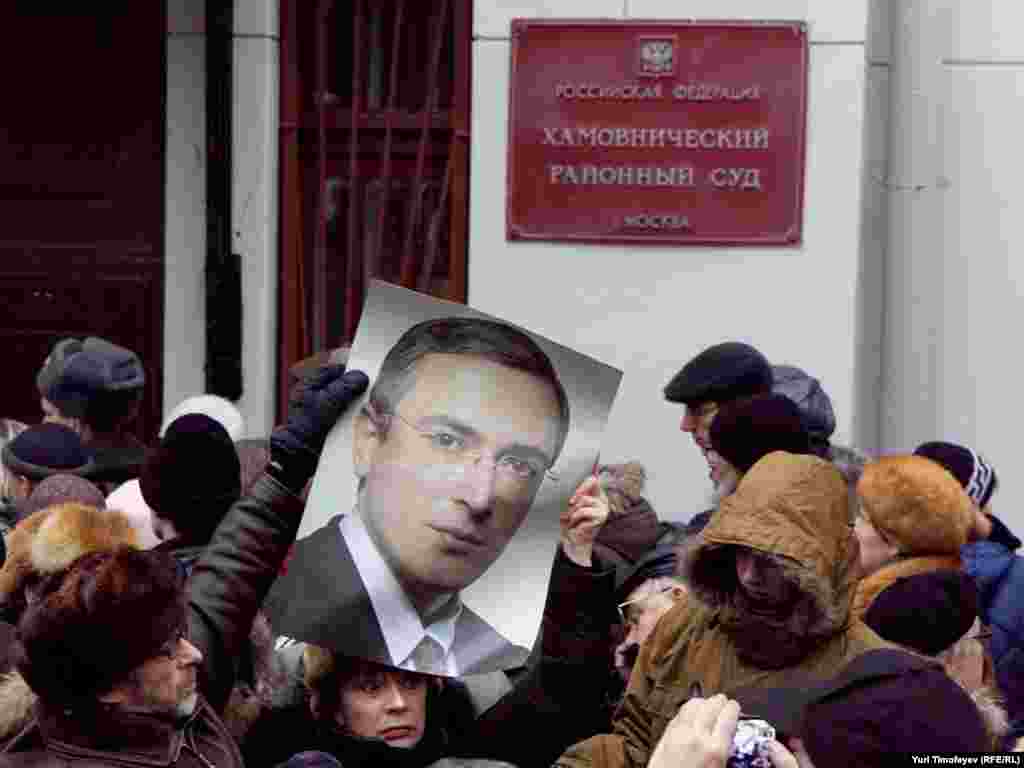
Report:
263,515,530,675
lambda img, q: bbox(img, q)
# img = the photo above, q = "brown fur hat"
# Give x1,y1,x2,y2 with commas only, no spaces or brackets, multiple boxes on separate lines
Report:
15,549,185,703
857,455,973,555
0,503,139,619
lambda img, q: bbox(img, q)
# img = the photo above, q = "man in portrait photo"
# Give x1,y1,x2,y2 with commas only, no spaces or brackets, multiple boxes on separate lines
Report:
264,314,574,676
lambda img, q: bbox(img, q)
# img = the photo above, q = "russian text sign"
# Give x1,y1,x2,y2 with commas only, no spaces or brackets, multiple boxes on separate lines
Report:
506,20,808,246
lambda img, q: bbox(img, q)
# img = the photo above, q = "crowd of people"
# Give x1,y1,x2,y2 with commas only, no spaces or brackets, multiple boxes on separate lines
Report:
0,335,1019,768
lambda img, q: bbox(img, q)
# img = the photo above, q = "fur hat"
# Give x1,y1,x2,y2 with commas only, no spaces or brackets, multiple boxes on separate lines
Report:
771,364,836,456
36,338,84,400
857,455,973,555
914,441,998,509
2,424,94,482
44,337,145,419
15,548,185,703
0,503,139,620
709,394,811,473
663,342,773,405
140,414,241,542
863,570,979,656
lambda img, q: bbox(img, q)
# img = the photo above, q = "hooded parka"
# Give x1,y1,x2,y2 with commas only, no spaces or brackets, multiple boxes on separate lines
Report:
556,452,894,768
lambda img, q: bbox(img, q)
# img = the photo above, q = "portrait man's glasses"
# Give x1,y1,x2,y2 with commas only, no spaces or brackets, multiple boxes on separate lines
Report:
388,410,559,485
616,586,676,627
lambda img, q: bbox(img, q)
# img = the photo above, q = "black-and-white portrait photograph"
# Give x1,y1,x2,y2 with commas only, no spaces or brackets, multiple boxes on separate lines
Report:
264,281,622,676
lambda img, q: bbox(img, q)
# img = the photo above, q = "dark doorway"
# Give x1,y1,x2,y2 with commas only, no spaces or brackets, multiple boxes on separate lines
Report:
0,3,166,439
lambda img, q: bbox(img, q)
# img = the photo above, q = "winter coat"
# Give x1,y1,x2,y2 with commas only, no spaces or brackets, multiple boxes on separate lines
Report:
243,548,622,768
556,452,894,768
962,513,1024,739
0,473,304,768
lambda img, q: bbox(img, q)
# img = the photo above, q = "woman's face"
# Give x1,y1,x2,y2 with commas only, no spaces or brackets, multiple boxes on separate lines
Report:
853,510,898,576
337,665,429,749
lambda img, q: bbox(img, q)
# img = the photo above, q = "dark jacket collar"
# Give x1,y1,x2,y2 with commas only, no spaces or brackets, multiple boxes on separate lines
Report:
35,698,193,764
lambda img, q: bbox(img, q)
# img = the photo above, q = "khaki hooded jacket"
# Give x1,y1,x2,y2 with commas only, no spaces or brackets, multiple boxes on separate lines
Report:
556,452,894,768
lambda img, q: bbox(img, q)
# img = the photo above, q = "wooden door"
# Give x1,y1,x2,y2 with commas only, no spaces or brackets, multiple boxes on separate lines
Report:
278,0,471,418
0,3,165,439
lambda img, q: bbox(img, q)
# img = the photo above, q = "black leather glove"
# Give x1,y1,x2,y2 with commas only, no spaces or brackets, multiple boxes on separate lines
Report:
268,366,369,493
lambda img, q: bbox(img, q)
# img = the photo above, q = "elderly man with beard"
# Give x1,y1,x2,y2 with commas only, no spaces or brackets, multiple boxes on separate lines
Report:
705,395,812,500
663,342,773,494
555,451,895,768
0,366,368,768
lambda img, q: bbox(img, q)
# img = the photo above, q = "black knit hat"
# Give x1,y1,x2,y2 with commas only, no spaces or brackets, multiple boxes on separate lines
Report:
140,413,241,542
615,545,679,602
863,570,978,656
914,441,998,508
44,338,145,419
709,395,811,473
2,424,94,482
731,649,988,763
36,338,85,400
663,342,773,405
15,549,186,703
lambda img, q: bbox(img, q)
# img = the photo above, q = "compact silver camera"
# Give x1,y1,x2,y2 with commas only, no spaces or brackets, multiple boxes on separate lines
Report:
726,718,776,768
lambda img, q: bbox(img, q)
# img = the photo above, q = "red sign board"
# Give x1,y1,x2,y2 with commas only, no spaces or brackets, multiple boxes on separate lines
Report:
506,20,808,246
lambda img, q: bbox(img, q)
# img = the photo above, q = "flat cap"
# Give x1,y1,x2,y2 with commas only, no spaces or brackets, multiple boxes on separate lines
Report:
663,342,773,405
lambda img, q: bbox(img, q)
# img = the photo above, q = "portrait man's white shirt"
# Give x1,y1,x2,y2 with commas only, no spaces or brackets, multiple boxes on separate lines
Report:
339,514,462,676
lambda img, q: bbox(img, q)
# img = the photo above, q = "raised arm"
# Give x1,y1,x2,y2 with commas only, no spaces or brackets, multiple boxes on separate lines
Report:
185,366,368,711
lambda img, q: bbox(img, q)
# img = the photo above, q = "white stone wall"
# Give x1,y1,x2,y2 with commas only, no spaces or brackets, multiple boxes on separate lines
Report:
163,0,278,439
470,1,871,520
232,0,279,439
878,1,1024,527
164,0,208,422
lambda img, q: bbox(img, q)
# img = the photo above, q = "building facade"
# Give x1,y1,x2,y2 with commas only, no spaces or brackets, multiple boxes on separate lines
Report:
156,0,1024,523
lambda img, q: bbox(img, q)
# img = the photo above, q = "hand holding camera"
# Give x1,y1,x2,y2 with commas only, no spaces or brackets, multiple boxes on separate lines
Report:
648,694,806,768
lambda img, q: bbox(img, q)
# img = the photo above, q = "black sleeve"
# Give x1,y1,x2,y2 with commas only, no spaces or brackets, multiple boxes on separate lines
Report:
187,473,305,713
462,548,621,768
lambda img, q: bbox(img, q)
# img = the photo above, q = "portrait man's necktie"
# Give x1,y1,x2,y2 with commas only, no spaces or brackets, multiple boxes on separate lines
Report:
410,635,446,673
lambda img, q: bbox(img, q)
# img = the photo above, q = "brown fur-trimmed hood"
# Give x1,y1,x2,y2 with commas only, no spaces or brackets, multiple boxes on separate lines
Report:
681,452,857,640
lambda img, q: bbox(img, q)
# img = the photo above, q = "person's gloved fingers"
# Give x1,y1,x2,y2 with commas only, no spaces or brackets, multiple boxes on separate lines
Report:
322,369,369,409
304,363,349,390
286,364,348,410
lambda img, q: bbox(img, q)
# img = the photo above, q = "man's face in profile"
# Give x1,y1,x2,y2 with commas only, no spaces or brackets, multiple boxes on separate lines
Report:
355,353,564,600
